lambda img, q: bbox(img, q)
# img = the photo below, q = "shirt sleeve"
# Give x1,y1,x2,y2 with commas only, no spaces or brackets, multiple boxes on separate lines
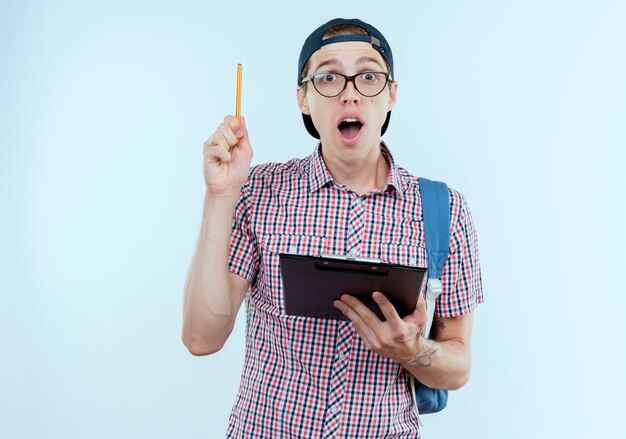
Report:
228,179,260,285
437,190,484,318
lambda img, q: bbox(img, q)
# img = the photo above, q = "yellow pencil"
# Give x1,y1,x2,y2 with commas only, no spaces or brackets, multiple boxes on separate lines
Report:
236,63,242,120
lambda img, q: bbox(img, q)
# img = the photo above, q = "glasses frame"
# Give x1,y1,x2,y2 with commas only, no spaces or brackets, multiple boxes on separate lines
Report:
301,71,392,98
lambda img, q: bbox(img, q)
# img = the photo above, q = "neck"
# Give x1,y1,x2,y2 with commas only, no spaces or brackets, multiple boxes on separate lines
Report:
321,143,391,195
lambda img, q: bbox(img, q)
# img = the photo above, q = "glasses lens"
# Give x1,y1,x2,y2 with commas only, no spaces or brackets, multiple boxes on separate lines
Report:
312,73,346,97
355,72,388,97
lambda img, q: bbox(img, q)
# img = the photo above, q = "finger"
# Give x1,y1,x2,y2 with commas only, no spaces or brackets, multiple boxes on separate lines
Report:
210,145,231,163
404,291,427,328
216,122,239,147
205,130,230,149
334,298,378,345
205,135,230,159
224,115,244,139
204,133,219,148
372,291,403,326
204,142,231,163
223,115,253,155
237,116,252,153
337,294,383,331
415,292,427,319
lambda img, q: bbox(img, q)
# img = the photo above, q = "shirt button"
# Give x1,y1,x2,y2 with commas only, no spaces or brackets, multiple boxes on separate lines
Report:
348,249,358,256
331,406,340,415
337,353,346,361
289,245,297,254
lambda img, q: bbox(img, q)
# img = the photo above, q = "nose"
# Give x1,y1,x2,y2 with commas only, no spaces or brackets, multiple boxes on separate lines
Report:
340,79,361,105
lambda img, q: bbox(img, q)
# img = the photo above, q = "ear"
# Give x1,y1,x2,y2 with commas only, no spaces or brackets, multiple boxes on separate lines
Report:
297,86,311,115
387,81,398,112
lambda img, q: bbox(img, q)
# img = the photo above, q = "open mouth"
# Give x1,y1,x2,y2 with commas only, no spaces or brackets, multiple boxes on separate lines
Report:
338,118,363,140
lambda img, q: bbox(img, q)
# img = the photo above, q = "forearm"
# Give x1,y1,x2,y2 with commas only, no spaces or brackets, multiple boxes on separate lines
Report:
182,193,241,355
401,337,471,391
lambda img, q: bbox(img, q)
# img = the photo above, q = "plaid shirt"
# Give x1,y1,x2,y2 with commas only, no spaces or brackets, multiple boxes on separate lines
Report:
227,143,483,438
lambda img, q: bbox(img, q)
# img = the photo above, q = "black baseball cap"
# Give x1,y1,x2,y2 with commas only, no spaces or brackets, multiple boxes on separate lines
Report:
298,18,395,139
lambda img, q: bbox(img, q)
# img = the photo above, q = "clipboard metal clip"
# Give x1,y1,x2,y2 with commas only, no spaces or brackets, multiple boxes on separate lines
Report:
316,255,389,275
319,254,383,264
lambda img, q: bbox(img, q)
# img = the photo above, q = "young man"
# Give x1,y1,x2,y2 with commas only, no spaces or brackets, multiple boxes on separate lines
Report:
183,18,483,438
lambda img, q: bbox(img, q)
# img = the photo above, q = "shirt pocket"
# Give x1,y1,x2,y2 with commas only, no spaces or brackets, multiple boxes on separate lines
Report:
257,233,328,314
364,208,424,247
364,209,427,267
380,242,428,270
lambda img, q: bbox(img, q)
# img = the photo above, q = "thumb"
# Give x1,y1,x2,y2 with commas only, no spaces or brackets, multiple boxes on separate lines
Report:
407,292,427,328
236,116,253,154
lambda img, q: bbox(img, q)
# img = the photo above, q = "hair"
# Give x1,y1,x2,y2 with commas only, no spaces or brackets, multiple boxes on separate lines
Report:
300,24,392,88
323,24,368,39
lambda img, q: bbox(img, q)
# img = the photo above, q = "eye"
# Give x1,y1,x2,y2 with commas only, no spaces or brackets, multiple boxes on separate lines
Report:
317,73,339,84
360,72,379,83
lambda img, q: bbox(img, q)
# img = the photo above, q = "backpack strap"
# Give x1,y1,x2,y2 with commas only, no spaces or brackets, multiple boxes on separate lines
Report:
411,178,451,417
418,177,450,337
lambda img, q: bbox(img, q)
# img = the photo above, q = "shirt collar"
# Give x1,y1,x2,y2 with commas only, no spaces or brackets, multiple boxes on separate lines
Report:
309,142,333,192
308,141,407,197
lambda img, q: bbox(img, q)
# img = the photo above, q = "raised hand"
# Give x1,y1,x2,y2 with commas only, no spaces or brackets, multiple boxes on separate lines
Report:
203,115,253,199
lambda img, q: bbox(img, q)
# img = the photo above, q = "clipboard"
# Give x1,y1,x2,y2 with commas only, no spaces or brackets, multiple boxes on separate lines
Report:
279,253,427,321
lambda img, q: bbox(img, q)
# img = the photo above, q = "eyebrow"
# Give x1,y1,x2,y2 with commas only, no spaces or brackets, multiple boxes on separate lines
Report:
355,56,384,68
314,56,384,72
315,58,342,71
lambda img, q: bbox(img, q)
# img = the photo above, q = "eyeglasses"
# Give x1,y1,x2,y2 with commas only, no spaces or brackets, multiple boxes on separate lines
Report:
301,71,391,98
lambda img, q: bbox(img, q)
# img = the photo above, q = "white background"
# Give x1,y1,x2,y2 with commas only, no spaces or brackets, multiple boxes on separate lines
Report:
1,0,625,437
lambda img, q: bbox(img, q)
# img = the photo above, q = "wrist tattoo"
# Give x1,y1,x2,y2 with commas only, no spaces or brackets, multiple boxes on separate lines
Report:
407,342,440,367
437,319,446,330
